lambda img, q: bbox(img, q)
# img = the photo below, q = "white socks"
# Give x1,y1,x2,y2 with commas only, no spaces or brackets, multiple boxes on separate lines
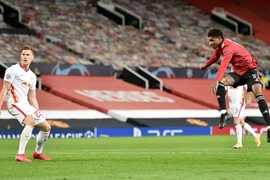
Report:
18,126,50,155
35,131,50,154
235,124,242,144
235,123,258,145
18,125,34,154
243,123,257,138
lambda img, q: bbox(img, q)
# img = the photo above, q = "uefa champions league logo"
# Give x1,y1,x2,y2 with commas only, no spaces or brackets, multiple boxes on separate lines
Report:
51,64,90,76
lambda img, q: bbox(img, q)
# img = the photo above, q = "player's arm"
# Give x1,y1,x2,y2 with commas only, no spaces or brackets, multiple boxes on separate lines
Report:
28,74,39,110
0,81,12,110
28,90,40,110
215,50,234,81
200,50,221,69
0,67,14,112
210,50,233,94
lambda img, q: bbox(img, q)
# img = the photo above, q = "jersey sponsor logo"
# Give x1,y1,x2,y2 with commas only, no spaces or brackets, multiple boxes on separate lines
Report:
22,81,31,87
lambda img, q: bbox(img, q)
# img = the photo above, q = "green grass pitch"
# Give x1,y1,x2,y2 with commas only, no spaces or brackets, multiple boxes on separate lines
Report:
0,135,269,180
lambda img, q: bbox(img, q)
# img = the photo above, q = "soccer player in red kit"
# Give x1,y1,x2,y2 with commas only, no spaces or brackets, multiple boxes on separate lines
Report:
200,28,270,142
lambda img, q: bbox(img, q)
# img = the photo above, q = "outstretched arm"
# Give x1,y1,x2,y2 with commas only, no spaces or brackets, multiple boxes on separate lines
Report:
200,50,221,69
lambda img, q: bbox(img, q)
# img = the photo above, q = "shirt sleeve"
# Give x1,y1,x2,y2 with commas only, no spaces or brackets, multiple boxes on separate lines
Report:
215,47,234,81
4,66,16,84
30,74,37,90
205,49,221,67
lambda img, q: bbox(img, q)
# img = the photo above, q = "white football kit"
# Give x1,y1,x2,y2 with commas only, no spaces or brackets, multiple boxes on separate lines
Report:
4,63,45,125
226,85,247,119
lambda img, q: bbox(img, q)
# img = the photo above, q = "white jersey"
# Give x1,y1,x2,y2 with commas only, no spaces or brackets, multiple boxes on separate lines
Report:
4,63,36,106
226,85,247,118
227,85,247,106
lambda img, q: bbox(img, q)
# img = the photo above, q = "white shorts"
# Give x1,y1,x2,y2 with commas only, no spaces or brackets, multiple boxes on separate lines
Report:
228,103,246,119
7,102,46,126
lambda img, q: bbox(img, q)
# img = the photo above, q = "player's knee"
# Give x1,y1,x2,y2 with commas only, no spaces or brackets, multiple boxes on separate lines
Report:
220,74,234,85
234,117,241,125
44,126,51,132
37,121,51,132
40,126,51,132
43,123,51,132
252,84,263,96
218,82,225,87
234,120,239,125
23,116,35,127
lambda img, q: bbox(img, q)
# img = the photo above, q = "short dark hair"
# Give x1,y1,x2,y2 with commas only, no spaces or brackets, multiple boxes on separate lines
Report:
21,45,34,55
207,28,223,38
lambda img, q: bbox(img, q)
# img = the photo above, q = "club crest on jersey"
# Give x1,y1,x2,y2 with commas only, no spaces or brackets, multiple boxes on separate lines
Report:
22,81,31,87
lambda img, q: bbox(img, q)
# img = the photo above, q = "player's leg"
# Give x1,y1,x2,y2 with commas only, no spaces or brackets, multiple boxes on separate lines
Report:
241,120,256,137
234,117,243,149
33,121,51,160
252,84,270,142
218,73,239,129
16,116,35,162
236,102,256,138
8,104,35,162
229,105,244,148
243,69,270,142
241,120,261,147
235,97,261,147
31,109,52,160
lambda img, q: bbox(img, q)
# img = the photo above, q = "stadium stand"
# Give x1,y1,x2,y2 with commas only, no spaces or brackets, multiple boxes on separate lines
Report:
1,0,268,69
0,33,89,64
183,0,270,44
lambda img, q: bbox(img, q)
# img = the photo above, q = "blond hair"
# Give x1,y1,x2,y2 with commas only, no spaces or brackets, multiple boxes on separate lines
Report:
21,45,34,55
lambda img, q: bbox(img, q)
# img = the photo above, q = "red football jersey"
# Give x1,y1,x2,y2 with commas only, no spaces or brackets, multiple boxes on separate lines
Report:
206,38,257,81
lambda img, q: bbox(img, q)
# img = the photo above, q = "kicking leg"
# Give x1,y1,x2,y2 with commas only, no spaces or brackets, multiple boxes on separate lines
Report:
217,75,235,129
240,119,261,147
